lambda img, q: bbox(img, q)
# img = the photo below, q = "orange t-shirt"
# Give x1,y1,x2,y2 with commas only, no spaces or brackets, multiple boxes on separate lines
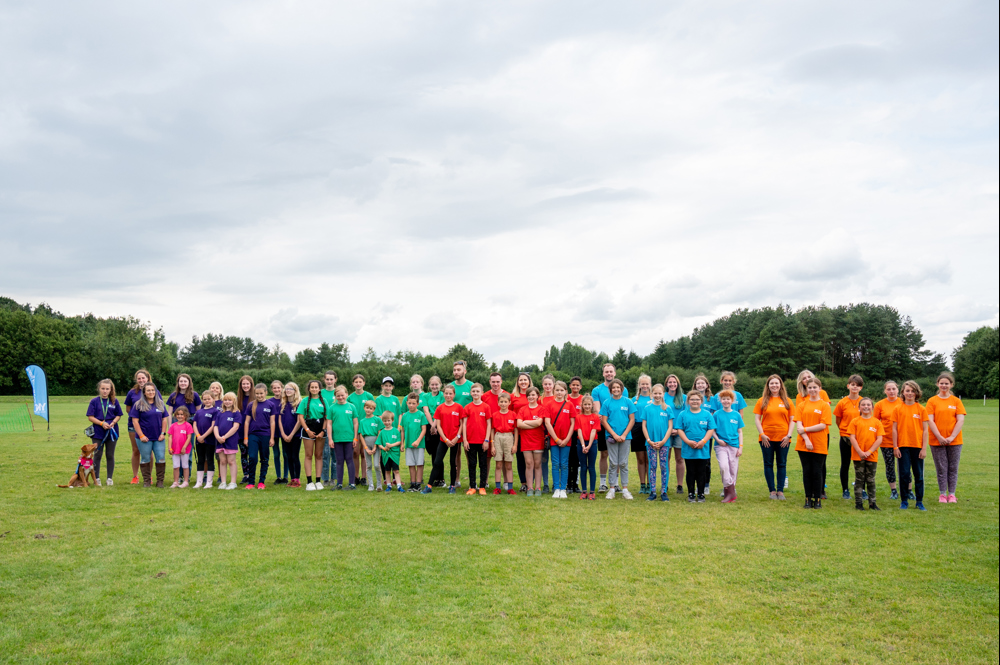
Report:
753,397,793,441
891,402,927,448
848,416,884,461
793,399,832,454
925,395,966,446
833,396,862,437
872,398,901,448
795,390,830,406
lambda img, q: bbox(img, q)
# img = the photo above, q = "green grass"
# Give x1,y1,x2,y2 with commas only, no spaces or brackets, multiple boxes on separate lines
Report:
1,395,997,664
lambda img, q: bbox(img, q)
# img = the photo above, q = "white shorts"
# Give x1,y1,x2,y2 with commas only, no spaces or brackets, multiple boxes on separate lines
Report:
405,448,425,467
172,453,190,469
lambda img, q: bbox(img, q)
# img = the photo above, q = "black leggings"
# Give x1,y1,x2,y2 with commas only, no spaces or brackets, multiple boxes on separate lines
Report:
466,445,489,489
285,435,302,480
799,450,825,499
93,438,116,479
685,458,708,496
195,442,216,471
839,436,852,491
568,442,579,490
516,450,526,485
239,441,249,480
430,442,459,487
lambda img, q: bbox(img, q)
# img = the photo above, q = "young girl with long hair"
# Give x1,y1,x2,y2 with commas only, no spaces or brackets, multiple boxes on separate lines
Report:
213,392,241,490
235,375,254,484
873,381,902,500
509,373,534,492
544,381,577,499
167,373,202,418
575,395,601,500
632,374,652,495
892,380,929,510
926,371,966,503
420,376,445,487
243,383,276,489
429,384,465,494
192,390,219,489
642,384,672,501
794,377,832,509
601,378,636,500
796,369,831,498
691,374,715,493
297,380,327,490
86,379,122,487
674,390,716,502
279,382,303,487
518,386,546,497
328,385,360,490
664,374,686,494
269,380,288,484
753,375,794,500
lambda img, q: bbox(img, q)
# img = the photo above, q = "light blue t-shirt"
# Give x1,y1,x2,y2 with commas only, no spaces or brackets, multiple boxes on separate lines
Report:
675,409,717,460
592,383,630,416
708,391,747,414
642,402,673,442
665,391,687,413
713,408,744,447
633,395,652,423
601,395,636,440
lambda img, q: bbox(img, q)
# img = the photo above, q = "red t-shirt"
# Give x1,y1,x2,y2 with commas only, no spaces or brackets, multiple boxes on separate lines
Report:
517,404,546,451
545,400,578,441
567,394,583,411
509,393,529,415
492,410,517,434
463,402,493,444
482,390,509,415
575,413,601,443
434,403,465,443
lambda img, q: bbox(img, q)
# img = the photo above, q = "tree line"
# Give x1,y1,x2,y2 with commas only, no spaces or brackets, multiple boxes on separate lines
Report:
2,296,995,398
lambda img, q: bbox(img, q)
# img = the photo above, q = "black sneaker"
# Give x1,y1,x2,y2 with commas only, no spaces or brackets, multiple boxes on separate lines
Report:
697,494,706,503
821,492,827,500
543,485,550,494
687,493,696,503
842,489,851,499
869,502,881,511
855,501,864,510
519,484,527,493
677,485,684,494
814,499,822,509
804,499,812,509
347,484,356,490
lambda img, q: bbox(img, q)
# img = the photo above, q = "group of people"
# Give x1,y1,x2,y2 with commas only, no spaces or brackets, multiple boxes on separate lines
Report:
82,360,967,509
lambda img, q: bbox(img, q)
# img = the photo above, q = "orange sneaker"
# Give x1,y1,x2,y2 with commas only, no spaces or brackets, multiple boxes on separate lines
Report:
130,476,139,485
465,488,476,495
478,487,487,495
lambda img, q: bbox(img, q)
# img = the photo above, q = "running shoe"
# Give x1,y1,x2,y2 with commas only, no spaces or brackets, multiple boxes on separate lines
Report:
493,488,502,495
606,487,616,500
131,476,139,485
420,486,433,494
939,494,948,503
948,494,957,503
257,483,265,490
479,488,487,496
621,488,633,500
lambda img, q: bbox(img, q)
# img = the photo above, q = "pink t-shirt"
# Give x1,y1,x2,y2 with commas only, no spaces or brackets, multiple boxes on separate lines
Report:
168,422,194,455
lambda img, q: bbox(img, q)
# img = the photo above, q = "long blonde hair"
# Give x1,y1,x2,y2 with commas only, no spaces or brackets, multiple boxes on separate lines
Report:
281,382,302,412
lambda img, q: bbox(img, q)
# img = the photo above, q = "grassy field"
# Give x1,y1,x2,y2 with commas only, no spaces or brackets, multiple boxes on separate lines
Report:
0,395,997,664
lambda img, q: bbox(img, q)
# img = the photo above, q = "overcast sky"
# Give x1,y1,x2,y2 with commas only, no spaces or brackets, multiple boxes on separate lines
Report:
2,0,997,366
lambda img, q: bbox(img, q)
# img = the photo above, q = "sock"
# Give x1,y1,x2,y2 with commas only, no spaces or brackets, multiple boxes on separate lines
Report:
601,474,607,485
307,476,313,483
495,481,501,489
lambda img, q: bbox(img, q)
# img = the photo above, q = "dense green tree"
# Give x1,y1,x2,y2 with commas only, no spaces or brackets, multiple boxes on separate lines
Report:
952,326,999,397
0,308,84,392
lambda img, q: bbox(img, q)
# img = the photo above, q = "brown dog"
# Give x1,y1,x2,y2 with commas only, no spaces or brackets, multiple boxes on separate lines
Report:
58,443,98,488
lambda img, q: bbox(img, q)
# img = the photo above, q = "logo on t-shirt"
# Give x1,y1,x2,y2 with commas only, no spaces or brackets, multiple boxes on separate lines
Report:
948,405,957,410
868,426,878,433
813,409,822,415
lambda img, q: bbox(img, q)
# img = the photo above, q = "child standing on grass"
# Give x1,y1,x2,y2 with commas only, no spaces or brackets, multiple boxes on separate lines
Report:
664,374,687,495
873,381,902,500
544,380,577,499
427,385,464,494
926,371,966,504
794,378,833,509
691,374,715,493
420,376,445,487
192,391,218,489
377,412,404,493
327,385,360,490
401,392,428,491
892,381,929,511
642,384,672,502
463,384,493,495
601,379,636,500
833,375,865,500
848,397,883,511
243,384,276,490
517,387,546,497
348,374,375,486
359,401,383,491
674,391,716,503
576,395,601,500
631,375,652,495
278,383,303,487
86,378,122,487
713,390,744,503
213,393,241,490
168,407,194,488
491,393,518,495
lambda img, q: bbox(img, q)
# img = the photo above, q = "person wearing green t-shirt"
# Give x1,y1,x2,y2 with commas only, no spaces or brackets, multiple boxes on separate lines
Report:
348,373,375,486
319,371,338,484
326,385,359,489
376,412,404,492
420,376,445,485
358,400,382,491
375,377,402,428
401,392,429,491
449,361,472,484
296,380,328,490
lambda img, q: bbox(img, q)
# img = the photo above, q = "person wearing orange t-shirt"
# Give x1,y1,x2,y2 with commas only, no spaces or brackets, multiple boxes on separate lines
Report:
462,384,492,495
832,375,865,500
848,397,884,510
753,374,796,500
926,372,966,503
891,380,929,510
793,377,833,509
873,381,902,500
795,369,831,498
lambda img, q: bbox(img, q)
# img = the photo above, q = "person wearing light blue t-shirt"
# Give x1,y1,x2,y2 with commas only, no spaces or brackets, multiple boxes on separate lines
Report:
713,389,745,503
690,374,718,493
664,374,687,495
600,379,636,499
642,385,674,501
708,372,748,415
632,375,653,494
591,364,630,492
674,391,716,501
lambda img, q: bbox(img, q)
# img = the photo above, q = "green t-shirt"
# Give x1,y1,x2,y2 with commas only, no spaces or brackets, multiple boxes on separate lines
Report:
450,380,473,406
376,428,402,463
374,394,402,426
296,396,327,420
347,390,374,416
419,391,444,419
400,410,429,448
328,402,360,442
320,388,337,410
359,415,382,438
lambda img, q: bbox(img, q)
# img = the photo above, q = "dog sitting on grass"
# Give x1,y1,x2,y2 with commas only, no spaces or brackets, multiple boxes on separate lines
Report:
58,443,98,488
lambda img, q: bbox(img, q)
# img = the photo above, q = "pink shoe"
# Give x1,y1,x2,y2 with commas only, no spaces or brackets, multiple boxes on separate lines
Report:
939,494,948,503
245,484,254,490
257,483,266,490
948,494,957,503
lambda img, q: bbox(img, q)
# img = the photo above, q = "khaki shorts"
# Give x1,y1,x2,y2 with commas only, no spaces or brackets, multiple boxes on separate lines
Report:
493,432,515,462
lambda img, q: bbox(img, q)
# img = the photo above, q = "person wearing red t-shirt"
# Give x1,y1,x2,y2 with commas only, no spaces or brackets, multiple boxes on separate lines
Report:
462,384,493,495
517,386,546,496
491,393,519,495
544,381,578,499
509,373,534,492
566,376,584,494
424,385,465,494
482,372,509,415
575,395,602,500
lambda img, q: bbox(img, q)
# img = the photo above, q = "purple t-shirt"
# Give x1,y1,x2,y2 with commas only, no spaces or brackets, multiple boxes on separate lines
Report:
243,399,275,437
128,403,168,441
86,397,123,441
214,410,241,443
124,387,162,410
277,401,300,437
167,391,202,417
194,406,219,444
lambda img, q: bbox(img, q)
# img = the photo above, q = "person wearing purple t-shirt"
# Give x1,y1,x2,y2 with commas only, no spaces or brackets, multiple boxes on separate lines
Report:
192,391,219,488
123,369,160,485
129,382,170,488
86,379,123,486
268,380,288,484
277,382,303,487
243,383,276,489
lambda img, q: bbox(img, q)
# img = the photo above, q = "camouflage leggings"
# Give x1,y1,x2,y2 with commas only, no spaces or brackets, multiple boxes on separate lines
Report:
853,460,877,503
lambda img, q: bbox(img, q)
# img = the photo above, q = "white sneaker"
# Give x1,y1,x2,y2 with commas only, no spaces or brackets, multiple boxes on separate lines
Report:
784,477,789,489
368,485,374,491
561,490,569,498
552,490,560,499
315,481,324,490
306,482,316,491
606,487,616,500
621,488,633,500
217,480,227,489
226,482,237,490
170,482,179,488
96,478,102,487
106,478,113,486
705,485,711,495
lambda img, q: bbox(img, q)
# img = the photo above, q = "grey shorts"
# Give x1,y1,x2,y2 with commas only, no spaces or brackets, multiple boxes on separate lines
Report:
405,448,425,467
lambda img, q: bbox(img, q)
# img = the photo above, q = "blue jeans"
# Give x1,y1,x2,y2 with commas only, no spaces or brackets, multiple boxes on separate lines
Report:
247,434,271,484
271,438,285,479
759,440,790,492
897,447,925,503
136,437,166,464
550,445,569,491
647,444,670,493
578,442,598,492
322,441,333,482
